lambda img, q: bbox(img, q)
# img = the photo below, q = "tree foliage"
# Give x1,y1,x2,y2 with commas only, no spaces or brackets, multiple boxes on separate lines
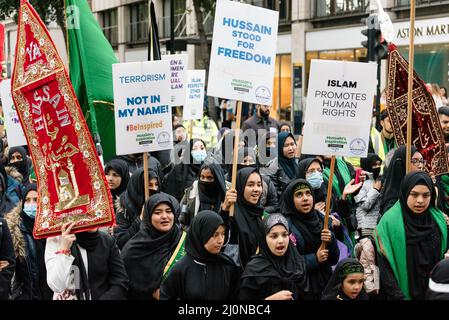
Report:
0,0,65,27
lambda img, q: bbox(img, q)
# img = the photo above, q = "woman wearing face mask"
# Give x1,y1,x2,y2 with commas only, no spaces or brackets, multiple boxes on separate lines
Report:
354,154,383,239
160,210,239,300
281,179,340,300
375,171,449,300
257,132,277,167
104,159,130,202
221,167,265,268
114,168,162,249
164,139,208,201
5,184,52,300
121,193,184,300
179,163,229,228
7,146,31,187
321,258,368,300
239,214,310,300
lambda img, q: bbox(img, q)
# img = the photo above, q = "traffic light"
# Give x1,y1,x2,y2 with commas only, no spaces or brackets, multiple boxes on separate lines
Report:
361,15,389,62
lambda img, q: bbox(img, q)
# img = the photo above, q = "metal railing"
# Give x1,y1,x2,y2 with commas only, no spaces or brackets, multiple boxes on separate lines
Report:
101,25,118,46
126,20,149,44
395,0,449,6
314,0,368,18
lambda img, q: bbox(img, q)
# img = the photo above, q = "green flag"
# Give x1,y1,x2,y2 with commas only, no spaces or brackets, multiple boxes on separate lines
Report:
66,0,117,162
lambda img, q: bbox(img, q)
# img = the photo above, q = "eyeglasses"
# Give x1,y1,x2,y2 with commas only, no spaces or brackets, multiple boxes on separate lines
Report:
411,158,426,165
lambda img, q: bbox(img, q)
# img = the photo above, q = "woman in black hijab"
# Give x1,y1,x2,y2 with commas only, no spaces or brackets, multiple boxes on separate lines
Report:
179,163,227,227
379,145,423,216
0,163,16,216
160,210,239,300
164,139,207,201
280,179,340,300
321,258,368,300
239,214,310,300
121,193,184,300
104,159,130,200
426,258,449,300
221,167,265,268
7,146,30,186
45,224,129,300
296,158,329,209
374,171,448,300
114,167,162,249
6,183,52,300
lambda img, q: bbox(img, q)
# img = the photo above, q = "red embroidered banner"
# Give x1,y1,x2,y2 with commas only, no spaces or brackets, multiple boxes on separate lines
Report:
386,45,449,176
11,1,115,238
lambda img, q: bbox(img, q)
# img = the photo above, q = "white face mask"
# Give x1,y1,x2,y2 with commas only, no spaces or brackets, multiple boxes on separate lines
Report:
191,150,207,163
23,203,37,219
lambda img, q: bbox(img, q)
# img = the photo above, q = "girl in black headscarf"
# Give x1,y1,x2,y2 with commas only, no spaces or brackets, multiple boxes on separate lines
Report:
264,132,298,199
5,183,52,300
321,258,368,300
281,179,340,300
239,214,310,300
121,193,184,300
0,163,16,216
45,224,129,300
379,145,423,216
7,146,30,186
160,210,239,300
296,158,329,210
374,171,448,300
104,159,130,200
221,167,265,268
164,139,207,201
179,163,228,227
114,167,162,249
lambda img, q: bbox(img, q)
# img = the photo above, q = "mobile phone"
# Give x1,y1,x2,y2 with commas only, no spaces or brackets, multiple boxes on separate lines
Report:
355,168,363,184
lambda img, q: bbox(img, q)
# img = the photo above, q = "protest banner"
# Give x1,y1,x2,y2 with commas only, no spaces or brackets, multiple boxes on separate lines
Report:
11,1,115,238
302,60,377,158
0,79,26,147
162,54,188,106
183,70,206,121
208,0,278,105
302,59,376,248
208,0,278,215
112,60,173,156
386,45,449,176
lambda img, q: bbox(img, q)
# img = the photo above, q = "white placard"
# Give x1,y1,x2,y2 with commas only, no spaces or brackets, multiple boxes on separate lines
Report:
183,70,206,121
112,60,173,155
162,54,188,106
302,60,377,157
208,0,278,105
0,80,26,147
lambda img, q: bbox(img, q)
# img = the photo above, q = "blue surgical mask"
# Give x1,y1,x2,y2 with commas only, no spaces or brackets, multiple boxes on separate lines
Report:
306,171,323,190
23,203,37,219
191,150,207,163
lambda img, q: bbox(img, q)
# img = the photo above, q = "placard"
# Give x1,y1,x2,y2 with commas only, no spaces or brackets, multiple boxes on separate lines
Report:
162,54,188,106
183,70,206,121
0,79,26,147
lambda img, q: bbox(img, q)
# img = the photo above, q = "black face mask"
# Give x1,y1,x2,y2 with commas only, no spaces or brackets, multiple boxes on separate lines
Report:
198,180,218,197
260,109,270,119
149,188,159,197
372,168,381,180
10,160,27,176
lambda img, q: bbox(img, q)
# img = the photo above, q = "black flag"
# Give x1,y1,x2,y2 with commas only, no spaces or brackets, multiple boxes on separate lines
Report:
148,0,161,61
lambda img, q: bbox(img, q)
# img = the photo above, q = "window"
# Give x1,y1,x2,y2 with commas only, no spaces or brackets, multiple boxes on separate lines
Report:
315,0,368,18
161,0,187,38
249,0,291,24
272,54,292,121
127,1,149,44
101,9,118,46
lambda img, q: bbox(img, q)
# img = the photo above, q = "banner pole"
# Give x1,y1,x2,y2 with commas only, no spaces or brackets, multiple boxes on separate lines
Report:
143,152,150,201
189,120,194,140
320,155,335,250
406,0,415,174
229,100,243,217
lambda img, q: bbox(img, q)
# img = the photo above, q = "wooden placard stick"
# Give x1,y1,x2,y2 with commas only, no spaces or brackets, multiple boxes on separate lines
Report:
406,0,415,174
143,152,150,201
229,100,243,216
320,155,336,250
